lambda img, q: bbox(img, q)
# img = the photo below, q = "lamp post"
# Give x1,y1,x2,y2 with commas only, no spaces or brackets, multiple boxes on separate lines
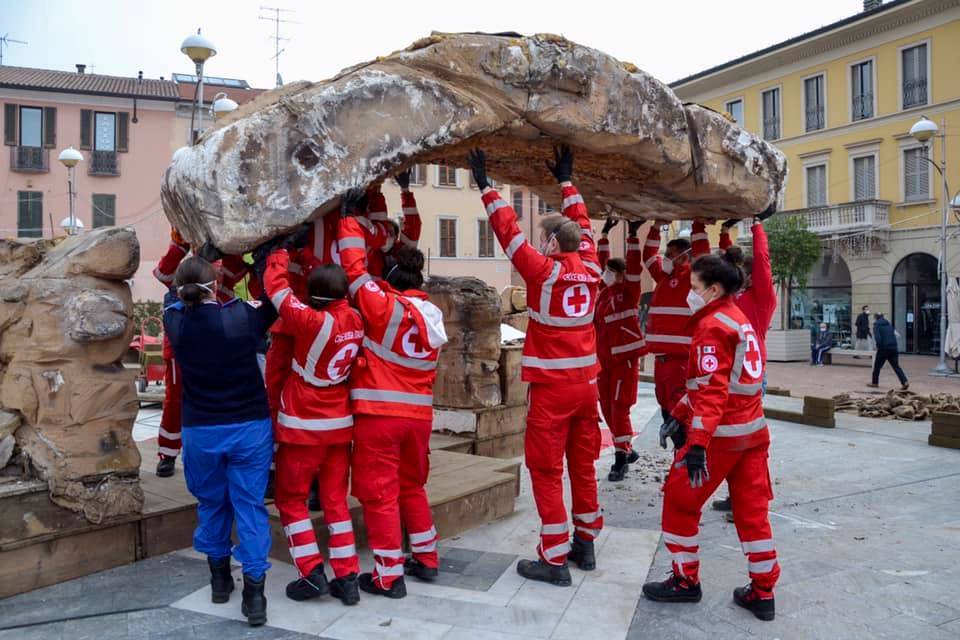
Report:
211,92,239,120
57,146,83,236
909,116,951,374
180,29,217,143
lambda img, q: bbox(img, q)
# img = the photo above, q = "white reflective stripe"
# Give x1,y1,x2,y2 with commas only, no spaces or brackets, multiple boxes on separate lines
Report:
542,541,572,560
158,427,181,441
338,237,366,251
373,548,405,559
741,539,775,554
328,544,357,559
714,312,742,332
626,239,640,248
271,287,292,309
158,446,180,457
644,256,659,268
613,435,633,443
362,337,437,371
686,374,711,390
291,542,320,559
646,334,692,345
153,267,174,284
748,559,778,574
402,207,418,215
611,340,646,355
284,519,314,536
581,228,593,239
648,306,693,316
625,274,643,282
290,360,339,387
614,379,622,402
350,388,433,406
375,562,406,577
663,531,699,547
278,413,353,431
583,260,602,276
313,219,325,257
645,240,661,248
521,354,597,370
527,308,595,327
672,551,699,564
303,313,334,376
604,309,639,323
562,194,584,209
505,232,526,258
408,526,437,545
485,198,510,216
328,520,353,535
349,273,373,296
575,525,600,536
573,511,601,523
355,216,376,233
368,211,388,221
538,262,562,326
411,541,437,553
715,417,767,438
540,522,569,535
691,416,704,429
398,232,417,248
380,300,405,351
690,233,708,242
730,381,763,395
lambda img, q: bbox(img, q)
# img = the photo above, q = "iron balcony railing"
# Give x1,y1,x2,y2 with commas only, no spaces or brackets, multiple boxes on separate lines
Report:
737,199,891,238
10,146,49,173
852,94,874,121
903,79,928,108
805,106,825,132
89,150,119,176
763,117,780,140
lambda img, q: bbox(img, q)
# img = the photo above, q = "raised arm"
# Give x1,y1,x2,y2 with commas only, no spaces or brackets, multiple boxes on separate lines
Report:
719,219,735,251
643,222,667,283
750,221,776,309
394,169,422,248
548,145,601,276
597,217,619,271
337,196,395,328
624,219,645,305
153,228,189,286
263,247,324,334
691,219,711,258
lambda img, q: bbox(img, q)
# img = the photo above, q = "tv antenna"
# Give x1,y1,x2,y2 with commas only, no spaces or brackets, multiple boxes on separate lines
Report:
0,34,28,66
259,6,300,88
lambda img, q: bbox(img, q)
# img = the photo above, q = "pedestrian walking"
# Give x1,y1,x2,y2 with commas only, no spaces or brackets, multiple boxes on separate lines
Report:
867,313,909,390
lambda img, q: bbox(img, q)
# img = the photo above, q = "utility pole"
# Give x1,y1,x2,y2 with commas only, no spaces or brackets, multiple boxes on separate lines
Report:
0,34,28,66
259,6,299,88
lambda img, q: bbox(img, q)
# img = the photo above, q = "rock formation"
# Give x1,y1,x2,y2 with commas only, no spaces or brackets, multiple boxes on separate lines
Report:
0,228,143,523
162,32,787,254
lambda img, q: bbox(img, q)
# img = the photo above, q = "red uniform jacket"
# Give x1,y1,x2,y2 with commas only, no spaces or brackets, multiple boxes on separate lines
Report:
719,223,777,363
642,223,711,356
671,296,768,452
595,235,647,362
301,212,385,271
153,240,189,360
367,189,422,277
482,183,600,384
338,215,447,420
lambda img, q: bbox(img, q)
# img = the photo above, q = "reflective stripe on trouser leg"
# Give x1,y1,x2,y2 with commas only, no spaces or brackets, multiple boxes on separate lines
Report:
397,419,439,569
742,538,779,590
662,530,700,580
316,443,360,578
274,443,325,577
158,358,182,456
568,415,603,542
409,525,439,555
728,442,780,592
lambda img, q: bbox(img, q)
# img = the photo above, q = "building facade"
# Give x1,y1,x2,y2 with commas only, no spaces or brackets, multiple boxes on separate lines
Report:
672,0,960,354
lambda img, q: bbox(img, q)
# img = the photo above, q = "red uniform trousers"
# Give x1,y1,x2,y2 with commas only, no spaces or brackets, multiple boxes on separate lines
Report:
661,441,780,593
526,382,604,566
597,357,639,453
654,354,688,421
351,415,439,589
157,358,182,458
275,442,359,579
265,331,295,425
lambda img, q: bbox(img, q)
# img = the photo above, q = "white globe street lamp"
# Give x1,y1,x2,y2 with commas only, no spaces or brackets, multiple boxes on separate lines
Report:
58,146,84,235
211,92,239,120
181,29,217,142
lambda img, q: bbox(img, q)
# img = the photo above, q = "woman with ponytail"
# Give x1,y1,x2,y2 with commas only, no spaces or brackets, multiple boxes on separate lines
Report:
643,251,781,623
163,255,278,627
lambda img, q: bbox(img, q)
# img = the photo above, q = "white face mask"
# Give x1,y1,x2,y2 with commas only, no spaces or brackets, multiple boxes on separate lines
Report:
381,235,395,253
686,288,708,313
602,270,617,287
540,232,558,256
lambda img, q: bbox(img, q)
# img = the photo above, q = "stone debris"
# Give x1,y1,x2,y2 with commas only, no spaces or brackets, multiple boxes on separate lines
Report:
834,390,960,421
161,32,787,253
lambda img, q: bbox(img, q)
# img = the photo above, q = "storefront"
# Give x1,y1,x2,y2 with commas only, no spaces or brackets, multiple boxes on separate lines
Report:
892,253,941,354
789,255,852,346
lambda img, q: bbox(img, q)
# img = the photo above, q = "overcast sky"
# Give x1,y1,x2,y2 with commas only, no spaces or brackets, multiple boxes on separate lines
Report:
3,0,866,88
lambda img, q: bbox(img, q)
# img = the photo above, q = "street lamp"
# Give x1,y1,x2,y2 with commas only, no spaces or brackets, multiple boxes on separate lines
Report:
910,116,952,374
57,146,83,236
180,29,217,143
211,92,238,120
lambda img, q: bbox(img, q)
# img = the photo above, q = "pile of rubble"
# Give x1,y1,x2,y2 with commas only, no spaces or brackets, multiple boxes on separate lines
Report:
833,390,960,421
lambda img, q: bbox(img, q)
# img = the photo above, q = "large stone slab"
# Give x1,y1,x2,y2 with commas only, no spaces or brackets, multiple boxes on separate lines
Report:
162,32,787,253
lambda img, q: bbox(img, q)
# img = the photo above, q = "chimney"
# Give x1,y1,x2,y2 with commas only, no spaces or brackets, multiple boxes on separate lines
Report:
864,0,882,11
76,64,86,74
138,70,143,82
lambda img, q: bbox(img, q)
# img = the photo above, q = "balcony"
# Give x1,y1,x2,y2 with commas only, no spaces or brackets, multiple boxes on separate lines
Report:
852,93,874,121
805,106,824,132
10,146,49,173
88,150,120,177
903,79,928,108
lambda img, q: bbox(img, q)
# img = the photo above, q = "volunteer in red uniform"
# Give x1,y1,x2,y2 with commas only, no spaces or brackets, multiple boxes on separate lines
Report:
643,250,780,622
468,146,602,586
366,170,423,277
337,194,448,599
642,220,712,422
596,217,648,481
262,242,364,607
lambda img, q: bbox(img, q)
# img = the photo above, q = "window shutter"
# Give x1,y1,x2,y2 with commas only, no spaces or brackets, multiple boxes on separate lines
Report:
117,112,129,152
80,109,92,149
92,194,116,228
42,107,56,148
4,103,17,146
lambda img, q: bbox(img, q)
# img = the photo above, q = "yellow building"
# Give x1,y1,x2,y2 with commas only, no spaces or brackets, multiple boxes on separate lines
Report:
673,0,960,354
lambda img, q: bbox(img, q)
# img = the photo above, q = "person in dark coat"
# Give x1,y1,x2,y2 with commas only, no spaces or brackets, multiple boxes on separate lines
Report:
868,313,909,390
810,322,833,366
854,305,872,351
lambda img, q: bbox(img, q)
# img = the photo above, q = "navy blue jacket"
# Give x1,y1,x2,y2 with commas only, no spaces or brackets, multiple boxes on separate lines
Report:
874,317,899,352
164,293,277,427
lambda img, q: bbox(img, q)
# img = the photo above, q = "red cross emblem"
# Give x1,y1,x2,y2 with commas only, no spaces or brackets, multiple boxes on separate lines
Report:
327,343,359,380
743,332,763,379
402,327,431,359
562,284,590,317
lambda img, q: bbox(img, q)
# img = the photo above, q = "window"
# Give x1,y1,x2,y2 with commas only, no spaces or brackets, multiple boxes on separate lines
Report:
17,191,43,238
512,191,525,219
853,156,876,201
409,164,426,186
95,112,116,151
902,43,928,109
477,219,495,257
537,197,552,215
439,218,457,257
851,61,874,121
436,164,458,187
92,194,116,228
468,172,496,189
725,99,743,126
903,148,930,202
761,88,780,140
803,75,825,132
805,164,827,207
19,107,42,147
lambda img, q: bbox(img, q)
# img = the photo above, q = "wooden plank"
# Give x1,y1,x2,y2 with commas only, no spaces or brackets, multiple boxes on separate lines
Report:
140,508,197,558
803,396,836,419
475,432,525,459
499,345,528,406
929,433,960,450
931,423,960,438
430,432,475,453
432,479,515,540
433,404,527,441
933,412,960,428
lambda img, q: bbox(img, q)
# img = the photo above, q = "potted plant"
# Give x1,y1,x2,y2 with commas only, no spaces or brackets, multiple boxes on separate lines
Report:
765,216,822,361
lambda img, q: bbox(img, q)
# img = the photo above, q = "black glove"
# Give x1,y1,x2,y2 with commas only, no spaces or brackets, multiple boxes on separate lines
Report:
545,144,573,183
683,446,709,489
721,218,738,230
251,238,282,283
658,416,685,450
627,219,644,237
601,217,619,235
757,203,776,221
283,223,312,250
467,148,489,191
394,169,411,191
340,187,367,217
197,242,222,263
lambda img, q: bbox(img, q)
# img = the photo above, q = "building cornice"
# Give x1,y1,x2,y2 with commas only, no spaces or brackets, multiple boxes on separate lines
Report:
0,87,176,111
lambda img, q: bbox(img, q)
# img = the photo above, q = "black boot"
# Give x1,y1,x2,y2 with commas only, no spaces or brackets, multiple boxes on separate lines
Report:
208,556,234,603
285,564,329,601
626,449,640,464
330,573,361,606
404,557,439,581
608,451,629,482
733,583,775,621
642,573,702,603
516,559,572,586
567,536,596,571
156,455,176,478
241,574,267,627
308,479,321,512
358,572,407,599
711,496,732,512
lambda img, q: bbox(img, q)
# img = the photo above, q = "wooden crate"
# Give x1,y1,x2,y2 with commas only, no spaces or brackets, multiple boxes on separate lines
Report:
499,344,528,406
928,433,960,450
434,403,527,441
